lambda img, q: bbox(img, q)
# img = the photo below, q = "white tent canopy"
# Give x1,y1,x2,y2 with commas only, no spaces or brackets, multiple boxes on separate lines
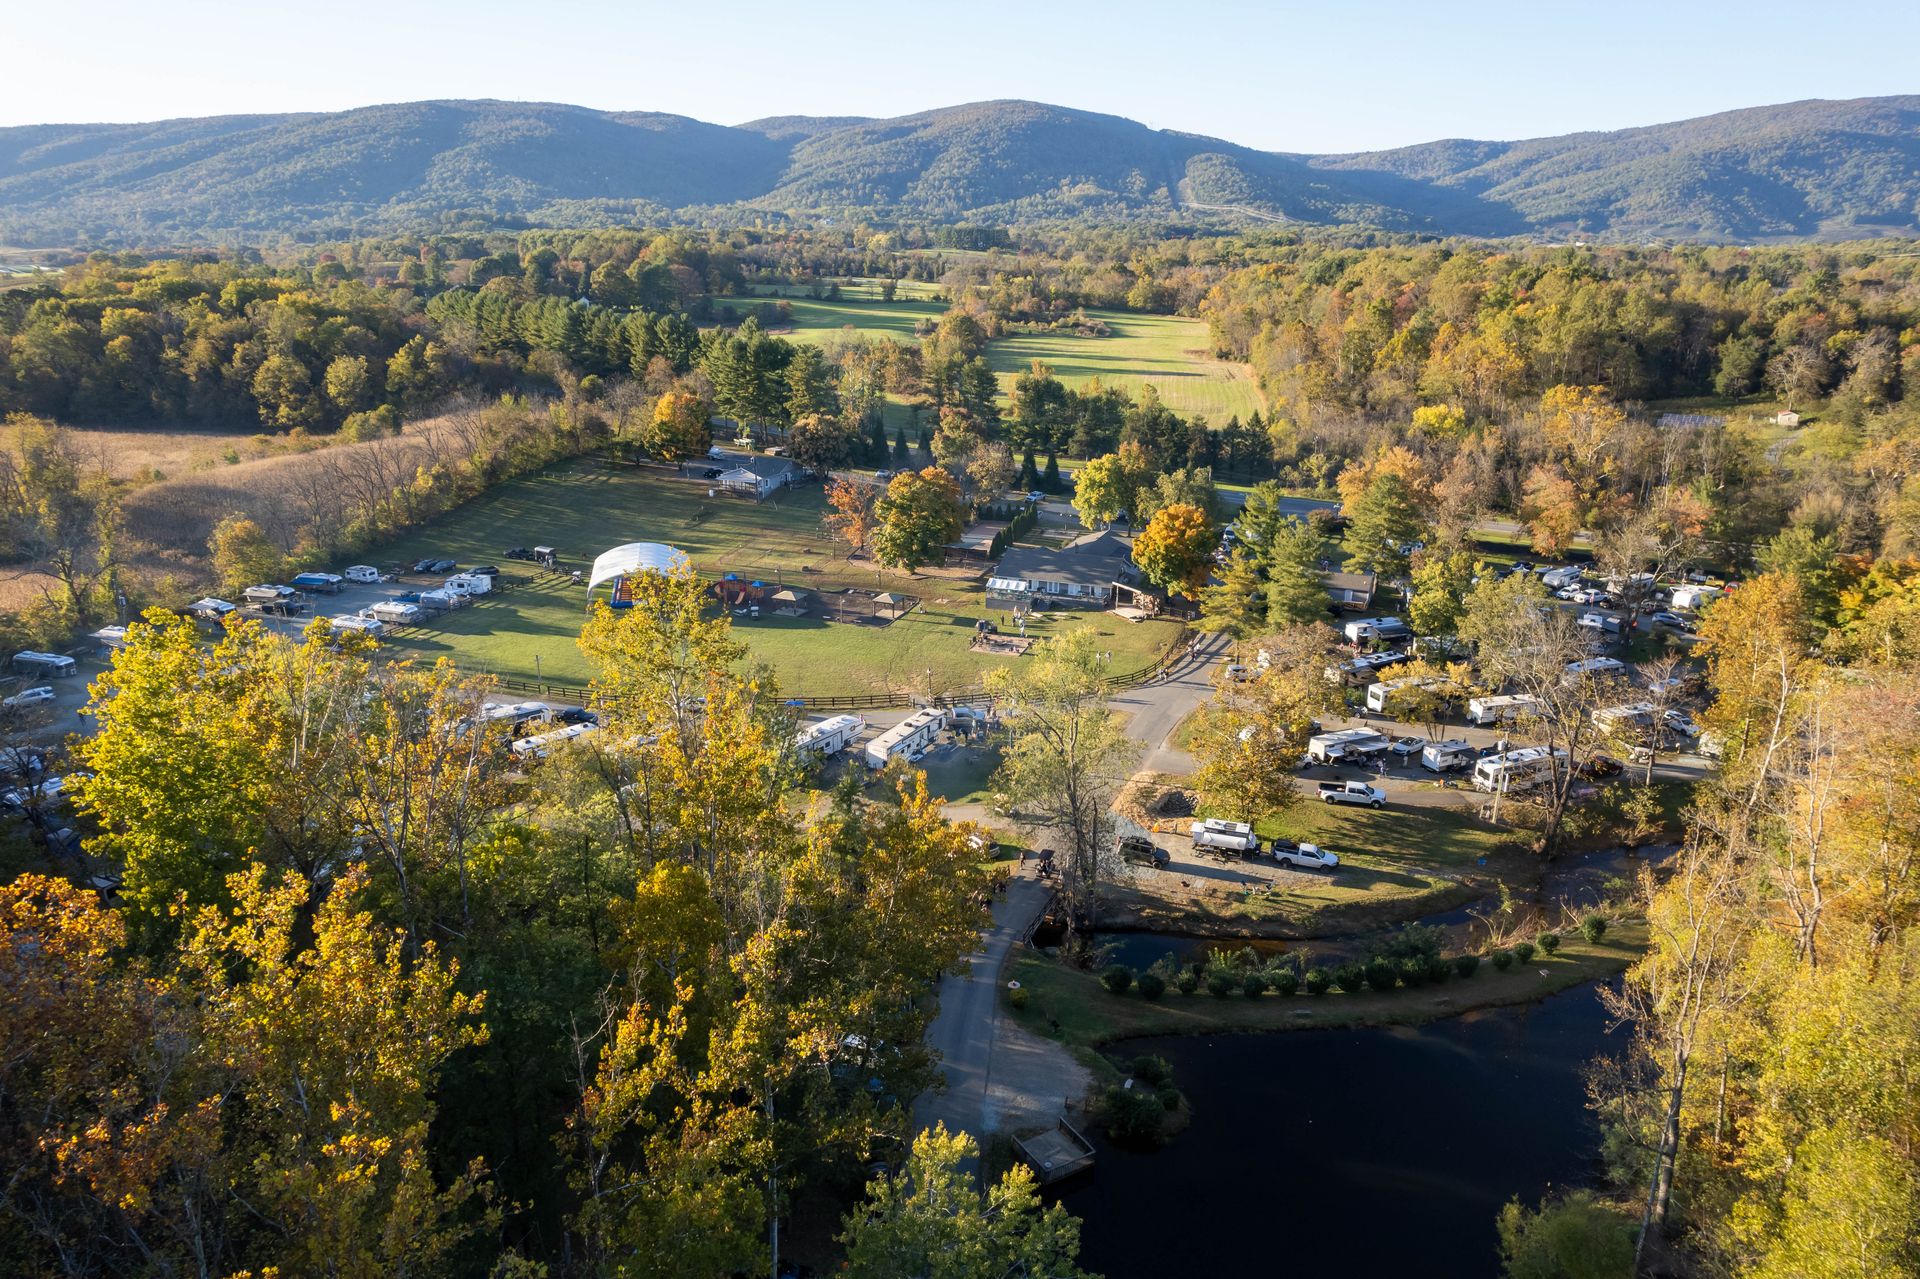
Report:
587,542,691,593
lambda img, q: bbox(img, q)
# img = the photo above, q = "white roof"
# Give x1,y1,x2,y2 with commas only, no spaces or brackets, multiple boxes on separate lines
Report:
587,542,691,594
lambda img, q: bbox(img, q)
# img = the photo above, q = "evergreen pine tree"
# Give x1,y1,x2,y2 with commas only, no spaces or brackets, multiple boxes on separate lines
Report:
892,428,910,466
868,417,889,464
1042,451,1062,493
1018,448,1039,489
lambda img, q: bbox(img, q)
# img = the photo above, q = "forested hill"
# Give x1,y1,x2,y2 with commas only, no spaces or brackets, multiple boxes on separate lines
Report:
3,95,1918,245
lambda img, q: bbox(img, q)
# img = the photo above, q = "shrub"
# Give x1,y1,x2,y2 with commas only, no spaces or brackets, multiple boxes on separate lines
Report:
1207,973,1235,998
1241,972,1267,998
1380,923,1445,964
1008,986,1029,1010
1454,953,1480,978
1101,965,1134,996
1514,940,1537,964
1272,968,1300,996
1156,1087,1182,1113
1129,1055,1174,1088
1427,956,1452,984
1397,957,1429,988
1538,932,1562,955
1335,964,1367,994
1103,1085,1166,1147
1176,971,1200,995
1136,971,1166,1001
1492,949,1515,971
1365,961,1399,992
1581,915,1609,943
1303,967,1332,995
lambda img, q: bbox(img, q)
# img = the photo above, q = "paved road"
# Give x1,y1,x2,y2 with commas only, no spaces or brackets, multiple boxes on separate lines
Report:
1109,630,1229,774
913,872,1063,1147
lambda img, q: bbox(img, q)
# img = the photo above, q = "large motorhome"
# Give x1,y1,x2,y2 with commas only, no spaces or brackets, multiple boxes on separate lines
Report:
1471,746,1568,792
794,713,864,759
10,651,76,679
511,723,597,759
1592,701,1657,734
1564,656,1627,680
1306,728,1391,763
1466,693,1539,726
1343,616,1411,645
1324,650,1409,686
863,707,946,769
1668,584,1723,611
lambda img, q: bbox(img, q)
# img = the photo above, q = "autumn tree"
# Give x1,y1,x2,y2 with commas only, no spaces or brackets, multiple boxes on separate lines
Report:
823,476,879,560
644,388,714,462
872,466,964,573
208,512,285,594
1132,501,1216,596
1190,626,1338,818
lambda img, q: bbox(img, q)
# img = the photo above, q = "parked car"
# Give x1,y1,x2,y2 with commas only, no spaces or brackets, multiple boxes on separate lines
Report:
556,707,599,726
1663,710,1702,737
1317,779,1386,808
412,558,440,573
1646,610,1688,628
1554,585,1584,601
429,558,458,574
1388,736,1425,759
0,745,47,780
1118,834,1170,867
1577,754,1624,780
468,565,501,579
1270,839,1340,870
3,686,56,710
1571,588,1612,605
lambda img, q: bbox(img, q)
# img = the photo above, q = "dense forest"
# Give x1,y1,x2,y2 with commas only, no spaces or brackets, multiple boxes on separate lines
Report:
3,95,1918,244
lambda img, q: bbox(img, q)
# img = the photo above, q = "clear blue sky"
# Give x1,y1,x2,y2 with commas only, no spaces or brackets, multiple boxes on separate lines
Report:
4,0,1916,151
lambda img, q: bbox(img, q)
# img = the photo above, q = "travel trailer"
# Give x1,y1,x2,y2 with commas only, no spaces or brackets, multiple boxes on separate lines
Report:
1471,746,1568,792
863,707,945,769
794,714,864,759
1466,694,1539,726
1306,728,1391,763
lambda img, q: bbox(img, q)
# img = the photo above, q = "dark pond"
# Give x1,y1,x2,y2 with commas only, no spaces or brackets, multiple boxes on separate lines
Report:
1056,981,1622,1278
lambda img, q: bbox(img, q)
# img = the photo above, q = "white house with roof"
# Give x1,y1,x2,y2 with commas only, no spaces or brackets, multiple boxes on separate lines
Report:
986,529,1137,609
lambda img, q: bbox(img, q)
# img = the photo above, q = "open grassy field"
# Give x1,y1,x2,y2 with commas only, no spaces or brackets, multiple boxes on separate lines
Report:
370,461,1182,695
742,282,1266,424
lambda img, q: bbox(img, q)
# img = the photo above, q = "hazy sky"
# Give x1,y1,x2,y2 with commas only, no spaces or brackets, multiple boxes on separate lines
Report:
5,0,1916,151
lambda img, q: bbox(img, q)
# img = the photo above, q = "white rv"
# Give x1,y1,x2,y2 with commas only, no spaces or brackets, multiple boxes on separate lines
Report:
1564,656,1627,680
368,601,422,625
1421,739,1476,772
863,707,946,769
1471,746,1568,792
1364,675,1451,715
343,565,381,584
794,713,864,759
511,722,597,759
1343,616,1411,644
1668,584,1722,611
1592,701,1656,734
11,651,76,679
191,597,237,620
329,613,383,638
1189,818,1260,852
1466,694,1539,726
1540,566,1584,590
444,573,493,597
1306,728,1391,763
1577,611,1626,636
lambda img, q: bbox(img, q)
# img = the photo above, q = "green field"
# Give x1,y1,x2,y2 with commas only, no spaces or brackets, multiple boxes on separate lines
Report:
742,283,1266,424
371,462,1181,696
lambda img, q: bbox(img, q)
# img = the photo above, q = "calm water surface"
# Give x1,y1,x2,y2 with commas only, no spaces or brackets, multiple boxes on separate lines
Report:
1057,982,1621,1279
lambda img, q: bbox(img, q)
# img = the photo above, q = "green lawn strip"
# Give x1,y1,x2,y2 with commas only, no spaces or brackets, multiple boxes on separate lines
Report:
1005,919,1648,1050
1243,799,1514,922
367,461,1180,693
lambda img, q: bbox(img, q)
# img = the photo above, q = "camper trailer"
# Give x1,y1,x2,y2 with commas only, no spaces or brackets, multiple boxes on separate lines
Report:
1364,675,1451,715
10,651,76,679
1466,693,1539,726
1306,728,1391,763
328,614,383,638
1324,650,1409,686
89,626,128,656
1540,566,1584,590
1668,584,1722,612
368,601,422,625
1592,701,1657,734
863,707,946,769
1471,746,1568,792
1421,739,1476,772
794,714,864,759
443,573,493,597
1564,656,1627,680
343,565,381,584
243,585,294,606
191,597,236,620
1189,818,1261,853
511,723,597,759
1343,616,1411,645
1577,611,1626,636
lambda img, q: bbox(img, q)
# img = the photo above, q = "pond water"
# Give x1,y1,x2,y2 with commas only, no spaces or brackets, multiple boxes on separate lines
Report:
1055,982,1622,1278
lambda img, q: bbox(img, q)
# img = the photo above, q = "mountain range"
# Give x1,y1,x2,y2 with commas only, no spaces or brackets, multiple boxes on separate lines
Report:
2,95,1917,246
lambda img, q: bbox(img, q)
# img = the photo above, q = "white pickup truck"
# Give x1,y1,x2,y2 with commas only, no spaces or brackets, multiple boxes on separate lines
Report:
1317,780,1386,808
1270,839,1341,870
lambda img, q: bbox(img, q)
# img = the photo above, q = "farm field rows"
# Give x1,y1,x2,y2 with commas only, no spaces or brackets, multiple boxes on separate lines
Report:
370,462,1181,695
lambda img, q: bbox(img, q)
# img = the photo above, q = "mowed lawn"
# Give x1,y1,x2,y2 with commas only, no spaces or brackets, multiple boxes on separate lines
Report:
745,284,1265,425
370,462,1181,695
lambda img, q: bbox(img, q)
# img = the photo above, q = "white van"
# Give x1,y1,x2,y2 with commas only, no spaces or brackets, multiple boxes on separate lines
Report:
1466,694,1539,726
1190,818,1260,853
343,565,381,584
